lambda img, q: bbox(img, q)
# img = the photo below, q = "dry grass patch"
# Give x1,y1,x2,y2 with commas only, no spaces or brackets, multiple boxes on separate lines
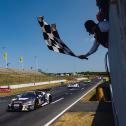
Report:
0,68,78,86
52,112,95,126
80,88,97,102
0,68,65,86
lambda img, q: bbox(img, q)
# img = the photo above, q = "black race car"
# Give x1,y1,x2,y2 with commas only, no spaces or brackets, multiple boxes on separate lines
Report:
8,91,52,111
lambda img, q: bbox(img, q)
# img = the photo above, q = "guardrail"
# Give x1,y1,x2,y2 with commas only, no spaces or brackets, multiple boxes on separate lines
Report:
0,87,11,93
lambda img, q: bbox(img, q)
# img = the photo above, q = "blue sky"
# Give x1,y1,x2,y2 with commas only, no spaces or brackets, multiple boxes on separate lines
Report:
0,0,107,73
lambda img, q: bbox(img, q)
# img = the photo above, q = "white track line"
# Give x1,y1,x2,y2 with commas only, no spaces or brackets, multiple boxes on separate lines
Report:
42,102,48,106
51,98,64,104
44,80,102,126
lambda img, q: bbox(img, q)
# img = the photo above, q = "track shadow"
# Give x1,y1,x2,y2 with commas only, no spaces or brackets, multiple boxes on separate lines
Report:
89,94,96,101
91,101,115,126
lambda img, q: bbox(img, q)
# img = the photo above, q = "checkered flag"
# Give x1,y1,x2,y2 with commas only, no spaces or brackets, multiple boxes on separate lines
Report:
37,16,77,57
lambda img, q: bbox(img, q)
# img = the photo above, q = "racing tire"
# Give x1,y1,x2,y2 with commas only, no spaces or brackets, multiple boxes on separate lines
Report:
28,105,35,111
48,95,52,104
34,99,39,109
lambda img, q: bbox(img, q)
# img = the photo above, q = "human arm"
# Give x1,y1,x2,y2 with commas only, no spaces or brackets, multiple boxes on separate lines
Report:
78,40,100,59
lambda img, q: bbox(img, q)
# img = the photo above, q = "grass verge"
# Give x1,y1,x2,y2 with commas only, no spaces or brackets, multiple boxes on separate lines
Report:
80,88,96,102
51,112,95,126
0,68,83,86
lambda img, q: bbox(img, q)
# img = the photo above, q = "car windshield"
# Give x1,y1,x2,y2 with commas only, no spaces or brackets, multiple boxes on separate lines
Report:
35,91,44,96
19,92,36,98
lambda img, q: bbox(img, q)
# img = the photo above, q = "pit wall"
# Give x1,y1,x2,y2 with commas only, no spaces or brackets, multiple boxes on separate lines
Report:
109,0,126,126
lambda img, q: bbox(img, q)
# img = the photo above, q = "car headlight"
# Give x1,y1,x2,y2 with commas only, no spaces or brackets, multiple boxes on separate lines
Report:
9,98,16,104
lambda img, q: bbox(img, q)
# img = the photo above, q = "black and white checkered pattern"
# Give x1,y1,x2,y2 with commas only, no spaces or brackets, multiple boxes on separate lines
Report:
37,16,77,57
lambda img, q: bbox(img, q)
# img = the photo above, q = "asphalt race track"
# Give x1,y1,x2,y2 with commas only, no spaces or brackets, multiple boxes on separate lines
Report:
0,79,100,126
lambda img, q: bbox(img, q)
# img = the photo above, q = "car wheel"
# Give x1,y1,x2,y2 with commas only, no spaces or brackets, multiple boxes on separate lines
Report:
6,108,11,112
28,105,35,111
34,99,39,109
47,95,52,104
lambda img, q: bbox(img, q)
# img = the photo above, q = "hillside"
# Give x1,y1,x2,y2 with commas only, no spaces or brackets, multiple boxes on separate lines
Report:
0,68,58,86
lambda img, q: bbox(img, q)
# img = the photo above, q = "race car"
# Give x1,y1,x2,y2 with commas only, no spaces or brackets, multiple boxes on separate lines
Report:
67,83,80,88
7,91,52,111
84,79,91,83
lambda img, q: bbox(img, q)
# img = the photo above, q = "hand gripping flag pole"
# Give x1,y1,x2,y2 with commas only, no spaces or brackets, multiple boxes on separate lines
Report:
37,16,88,59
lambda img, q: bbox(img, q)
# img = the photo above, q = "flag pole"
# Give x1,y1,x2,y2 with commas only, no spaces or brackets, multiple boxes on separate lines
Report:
6,57,8,68
34,56,38,71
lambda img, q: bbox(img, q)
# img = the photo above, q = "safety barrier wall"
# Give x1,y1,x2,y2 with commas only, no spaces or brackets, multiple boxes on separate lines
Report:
109,1,126,126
